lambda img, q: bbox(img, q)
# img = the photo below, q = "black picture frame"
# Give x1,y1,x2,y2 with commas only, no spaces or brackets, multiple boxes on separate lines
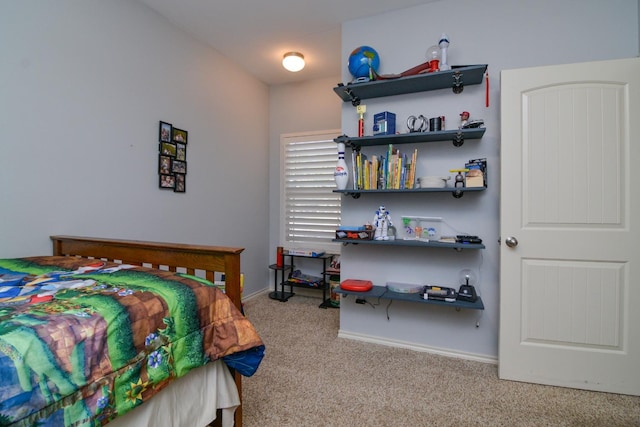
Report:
174,173,186,193
158,121,188,193
159,155,172,175
171,160,187,174
176,143,186,161
159,173,175,189
159,121,172,143
172,128,188,144
160,142,176,157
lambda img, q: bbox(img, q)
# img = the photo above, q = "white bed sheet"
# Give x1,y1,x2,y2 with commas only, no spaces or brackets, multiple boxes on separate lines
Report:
106,359,239,427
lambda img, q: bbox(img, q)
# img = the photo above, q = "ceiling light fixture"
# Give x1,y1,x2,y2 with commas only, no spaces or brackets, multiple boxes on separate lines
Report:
282,52,305,72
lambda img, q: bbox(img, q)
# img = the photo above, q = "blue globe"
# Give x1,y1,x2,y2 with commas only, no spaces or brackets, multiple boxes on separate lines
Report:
348,46,380,79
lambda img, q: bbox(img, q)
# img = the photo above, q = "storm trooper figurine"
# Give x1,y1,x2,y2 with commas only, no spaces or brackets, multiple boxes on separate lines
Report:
373,205,393,240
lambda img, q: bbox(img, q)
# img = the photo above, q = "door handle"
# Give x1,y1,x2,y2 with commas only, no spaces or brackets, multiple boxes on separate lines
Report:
505,237,518,248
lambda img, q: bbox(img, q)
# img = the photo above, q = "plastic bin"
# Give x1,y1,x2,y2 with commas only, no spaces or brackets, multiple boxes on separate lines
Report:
419,217,442,241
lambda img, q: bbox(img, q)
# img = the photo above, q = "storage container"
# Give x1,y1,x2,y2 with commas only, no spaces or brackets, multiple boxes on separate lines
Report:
419,217,442,241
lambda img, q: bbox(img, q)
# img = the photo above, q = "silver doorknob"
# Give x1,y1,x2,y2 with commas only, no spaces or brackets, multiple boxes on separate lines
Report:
505,237,518,248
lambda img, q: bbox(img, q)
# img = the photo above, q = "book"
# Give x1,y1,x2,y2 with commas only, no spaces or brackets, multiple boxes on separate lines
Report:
287,248,326,257
352,145,419,190
465,158,487,188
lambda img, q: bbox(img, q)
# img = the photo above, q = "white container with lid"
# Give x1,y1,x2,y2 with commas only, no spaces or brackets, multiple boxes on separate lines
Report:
417,176,451,188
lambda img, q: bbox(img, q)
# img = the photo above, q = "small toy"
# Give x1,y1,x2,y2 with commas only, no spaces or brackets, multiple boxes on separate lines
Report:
407,115,427,133
426,45,440,72
459,111,485,129
334,142,349,190
438,33,451,71
357,104,366,137
373,205,393,240
348,46,380,81
449,169,469,188
459,111,470,129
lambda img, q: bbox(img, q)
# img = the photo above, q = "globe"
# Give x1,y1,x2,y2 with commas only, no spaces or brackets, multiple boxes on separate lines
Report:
348,46,380,79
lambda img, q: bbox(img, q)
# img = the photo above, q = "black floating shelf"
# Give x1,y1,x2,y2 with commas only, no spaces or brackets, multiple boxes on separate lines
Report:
332,239,485,250
334,187,485,196
335,285,484,310
333,64,488,103
335,128,485,148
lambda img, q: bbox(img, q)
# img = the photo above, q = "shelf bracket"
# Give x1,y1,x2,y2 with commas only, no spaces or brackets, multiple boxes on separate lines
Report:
452,71,464,94
452,131,465,147
452,189,464,198
345,88,361,106
334,134,360,151
346,192,361,199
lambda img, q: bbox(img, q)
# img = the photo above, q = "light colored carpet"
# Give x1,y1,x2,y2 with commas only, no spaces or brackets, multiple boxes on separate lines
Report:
241,293,640,427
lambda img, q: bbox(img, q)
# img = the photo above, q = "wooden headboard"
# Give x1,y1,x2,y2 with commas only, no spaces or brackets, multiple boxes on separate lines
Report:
50,235,246,426
50,235,244,311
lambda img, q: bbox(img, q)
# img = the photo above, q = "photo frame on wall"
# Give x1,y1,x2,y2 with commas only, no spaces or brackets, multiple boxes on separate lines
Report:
176,143,186,161
174,173,186,193
161,142,176,157
158,121,188,193
172,128,188,144
159,155,172,175
159,174,175,189
159,121,172,142
171,160,187,174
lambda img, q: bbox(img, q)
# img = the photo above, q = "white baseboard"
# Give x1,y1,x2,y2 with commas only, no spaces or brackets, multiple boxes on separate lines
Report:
337,329,498,365
242,288,270,301
244,286,326,301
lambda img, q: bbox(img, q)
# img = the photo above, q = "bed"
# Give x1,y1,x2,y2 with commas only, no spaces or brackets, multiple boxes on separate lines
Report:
0,236,264,427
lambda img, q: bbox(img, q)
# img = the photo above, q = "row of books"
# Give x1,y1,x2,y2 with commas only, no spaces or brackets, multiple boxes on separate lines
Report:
351,144,418,190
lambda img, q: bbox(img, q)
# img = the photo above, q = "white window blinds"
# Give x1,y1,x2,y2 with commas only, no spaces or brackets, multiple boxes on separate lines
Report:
280,131,342,252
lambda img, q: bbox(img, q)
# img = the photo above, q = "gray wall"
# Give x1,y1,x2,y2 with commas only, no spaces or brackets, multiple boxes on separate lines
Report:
0,1,271,296
268,78,342,264
338,0,639,360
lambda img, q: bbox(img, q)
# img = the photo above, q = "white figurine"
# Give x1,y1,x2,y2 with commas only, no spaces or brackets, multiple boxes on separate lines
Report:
373,205,393,241
438,33,451,71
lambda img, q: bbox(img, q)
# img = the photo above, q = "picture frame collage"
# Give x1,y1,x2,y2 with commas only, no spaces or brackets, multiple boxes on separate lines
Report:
158,121,187,193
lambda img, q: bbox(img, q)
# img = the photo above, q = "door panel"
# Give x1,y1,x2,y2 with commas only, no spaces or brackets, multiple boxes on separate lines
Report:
524,84,624,226
522,260,623,348
500,57,639,395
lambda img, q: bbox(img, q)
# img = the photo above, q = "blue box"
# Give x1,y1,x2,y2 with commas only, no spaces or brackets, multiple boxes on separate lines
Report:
373,111,396,135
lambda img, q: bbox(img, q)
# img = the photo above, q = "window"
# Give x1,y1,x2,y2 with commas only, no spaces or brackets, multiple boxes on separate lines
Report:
280,130,342,252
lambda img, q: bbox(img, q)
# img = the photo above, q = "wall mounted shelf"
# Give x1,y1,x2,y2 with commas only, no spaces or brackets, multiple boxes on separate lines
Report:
335,127,485,149
334,186,485,199
333,62,490,317
333,64,488,105
332,238,485,250
335,285,484,310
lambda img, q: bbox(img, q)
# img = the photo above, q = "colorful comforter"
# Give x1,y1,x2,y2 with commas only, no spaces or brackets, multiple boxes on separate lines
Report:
0,256,264,427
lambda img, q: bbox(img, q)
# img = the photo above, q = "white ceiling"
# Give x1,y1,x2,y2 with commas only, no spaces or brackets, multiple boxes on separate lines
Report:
137,0,439,85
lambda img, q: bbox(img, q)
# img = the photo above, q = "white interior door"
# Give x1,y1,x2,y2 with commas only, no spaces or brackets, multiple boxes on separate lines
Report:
499,57,640,395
